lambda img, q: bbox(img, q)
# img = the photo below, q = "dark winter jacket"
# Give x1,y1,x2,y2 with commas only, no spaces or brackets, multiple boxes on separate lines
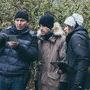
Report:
0,25,38,76
66,26,89,90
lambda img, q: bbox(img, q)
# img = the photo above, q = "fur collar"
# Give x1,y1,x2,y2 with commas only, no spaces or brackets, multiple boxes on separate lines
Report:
37,22,65,42
37,22,65,36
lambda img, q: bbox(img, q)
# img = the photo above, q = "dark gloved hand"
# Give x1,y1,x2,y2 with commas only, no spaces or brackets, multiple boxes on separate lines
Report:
0,33,8,48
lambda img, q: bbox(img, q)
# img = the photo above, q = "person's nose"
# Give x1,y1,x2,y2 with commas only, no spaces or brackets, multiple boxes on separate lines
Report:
18,20,21,25
64,28,67,32
40,27,44,32
64,28,66,32
41,28,43,32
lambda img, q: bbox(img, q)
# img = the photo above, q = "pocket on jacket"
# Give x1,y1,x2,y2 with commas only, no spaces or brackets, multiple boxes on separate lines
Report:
41,69,61,87
47,71,60,80
47,71,60,87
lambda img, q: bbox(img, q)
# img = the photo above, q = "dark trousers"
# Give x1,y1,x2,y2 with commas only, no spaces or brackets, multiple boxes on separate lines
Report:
0,74,29,90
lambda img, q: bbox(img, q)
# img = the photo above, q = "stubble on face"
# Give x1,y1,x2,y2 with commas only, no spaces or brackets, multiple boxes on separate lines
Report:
39,26,50,35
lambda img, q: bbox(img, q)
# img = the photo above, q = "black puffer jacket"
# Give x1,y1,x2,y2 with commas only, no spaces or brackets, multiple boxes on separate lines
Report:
0,25,38,75
66,26,89,90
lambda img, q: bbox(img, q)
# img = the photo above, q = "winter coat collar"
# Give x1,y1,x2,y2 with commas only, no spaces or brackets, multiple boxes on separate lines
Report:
10,25,30,35
66,25,88,44
37,22,65,43
75,26,87,33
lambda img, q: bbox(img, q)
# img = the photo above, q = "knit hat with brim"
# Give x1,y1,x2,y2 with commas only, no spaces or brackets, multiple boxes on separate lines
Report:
14,10,29,21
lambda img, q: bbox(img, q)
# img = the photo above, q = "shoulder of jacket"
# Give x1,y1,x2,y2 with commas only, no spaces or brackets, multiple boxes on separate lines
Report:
29,30,37,36
29,30,38,41
5,26,12,30
1,26,12,33
55,34,66,41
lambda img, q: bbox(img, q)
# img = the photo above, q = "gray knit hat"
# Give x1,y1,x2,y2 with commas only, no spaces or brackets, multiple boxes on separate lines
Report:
64,13,84,27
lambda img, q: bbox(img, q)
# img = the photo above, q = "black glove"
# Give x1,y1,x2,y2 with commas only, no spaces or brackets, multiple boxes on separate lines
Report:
0,33,8,48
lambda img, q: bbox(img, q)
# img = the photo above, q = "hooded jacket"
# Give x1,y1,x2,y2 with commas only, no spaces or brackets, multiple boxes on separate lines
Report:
0,25,38,75
37,22,67,90
66,25,89,90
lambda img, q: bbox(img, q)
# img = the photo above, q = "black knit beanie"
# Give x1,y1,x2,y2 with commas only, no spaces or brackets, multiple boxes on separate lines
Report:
39,14,54,29
14,10,29,21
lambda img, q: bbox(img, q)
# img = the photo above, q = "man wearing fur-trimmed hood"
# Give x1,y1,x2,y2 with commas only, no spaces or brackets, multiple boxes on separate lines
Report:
36,13,67,90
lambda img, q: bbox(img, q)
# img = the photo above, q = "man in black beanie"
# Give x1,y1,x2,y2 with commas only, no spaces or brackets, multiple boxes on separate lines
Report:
14,10,29,22
14,10,29,30
0,10,38,90
36,13,67,90
37,14,54,40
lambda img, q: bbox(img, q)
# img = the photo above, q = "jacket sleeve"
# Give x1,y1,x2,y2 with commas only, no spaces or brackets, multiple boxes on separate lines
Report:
58,35,67,63
58,36,68,83
70,34,89,89
15,36,38,63
0,32,8,48
71,33,89,58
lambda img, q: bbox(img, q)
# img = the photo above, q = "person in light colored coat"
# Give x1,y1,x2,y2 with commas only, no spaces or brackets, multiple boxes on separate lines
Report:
36,14,67,90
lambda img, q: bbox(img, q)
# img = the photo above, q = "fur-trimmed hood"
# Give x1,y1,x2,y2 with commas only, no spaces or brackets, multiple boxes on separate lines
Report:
37,22,65,37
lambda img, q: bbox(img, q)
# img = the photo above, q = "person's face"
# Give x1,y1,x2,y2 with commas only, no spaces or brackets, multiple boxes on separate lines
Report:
63,25,72,35
15,18,28,30
39,25,50,35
